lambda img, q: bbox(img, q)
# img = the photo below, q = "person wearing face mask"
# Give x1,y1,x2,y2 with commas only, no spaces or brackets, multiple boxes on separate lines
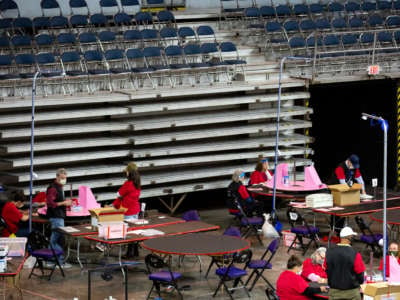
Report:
301,247,328,283
325,226,365,300
112,162,141,257
46,168,72,268
249,158,273,185
277,255,328,300
227,169,264,217
379,241,400,279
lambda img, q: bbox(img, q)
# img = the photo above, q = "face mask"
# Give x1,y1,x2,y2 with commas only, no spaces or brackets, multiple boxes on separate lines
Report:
317,258,324,265
296,269,303,275
59,178,67,185
390,251,399,256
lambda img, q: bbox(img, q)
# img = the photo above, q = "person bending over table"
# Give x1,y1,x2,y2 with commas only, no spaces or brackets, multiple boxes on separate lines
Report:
227,169,264,217
0,192,29,237
379,241,400,279
325,227,365,300
301,247,328,284
277,255,328,300
46,168,72,268
112,162,141,258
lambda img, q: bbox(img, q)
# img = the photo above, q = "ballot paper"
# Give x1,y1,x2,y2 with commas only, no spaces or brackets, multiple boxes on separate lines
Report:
127,229,165,236
360,194,374,200
329,206,344,211
60,226,80,233
126,219,149,225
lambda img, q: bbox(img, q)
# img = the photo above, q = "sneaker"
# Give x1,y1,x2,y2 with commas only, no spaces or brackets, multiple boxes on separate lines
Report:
96,243,105,252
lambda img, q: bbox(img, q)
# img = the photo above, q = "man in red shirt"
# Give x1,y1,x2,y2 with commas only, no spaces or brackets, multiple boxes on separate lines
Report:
277,255,328,300
0,192,29,237
325,227,365,300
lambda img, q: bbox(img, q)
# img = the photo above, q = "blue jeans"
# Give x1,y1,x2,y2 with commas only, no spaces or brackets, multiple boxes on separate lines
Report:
49,218,65,263
124,214,138,221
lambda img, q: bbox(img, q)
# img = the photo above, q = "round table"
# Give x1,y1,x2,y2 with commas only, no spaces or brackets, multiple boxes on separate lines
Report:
141,233,250,256
370,209,400,239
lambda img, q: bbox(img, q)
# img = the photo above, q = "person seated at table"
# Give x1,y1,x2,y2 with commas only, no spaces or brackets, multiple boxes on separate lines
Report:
379,241,400,279
277,255,328,300
227,169,264,217
249,158,273,185
0,192,29,237
301,247,328,283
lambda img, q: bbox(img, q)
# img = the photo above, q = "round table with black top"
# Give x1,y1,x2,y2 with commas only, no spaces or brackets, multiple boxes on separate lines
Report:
370,209,400,239
141,233,250,256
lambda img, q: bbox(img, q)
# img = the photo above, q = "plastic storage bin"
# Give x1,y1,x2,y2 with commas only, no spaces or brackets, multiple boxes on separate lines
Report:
0,237,27,256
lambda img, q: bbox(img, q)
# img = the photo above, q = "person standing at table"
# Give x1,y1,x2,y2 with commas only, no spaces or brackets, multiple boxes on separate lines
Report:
301,247,327,283
276,255,328,300
379,241,400,279
325,227,365,300
46,168,72,268
112,162,141,257
249,158,273,185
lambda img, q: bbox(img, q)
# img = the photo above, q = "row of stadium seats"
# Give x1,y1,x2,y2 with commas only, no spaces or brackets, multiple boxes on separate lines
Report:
0,42,246,96
0,10,176,33
0,0,175,19
0,25,218,55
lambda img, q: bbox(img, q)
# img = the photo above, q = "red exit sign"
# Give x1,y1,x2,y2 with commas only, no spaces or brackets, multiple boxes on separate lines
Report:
368,65,380,75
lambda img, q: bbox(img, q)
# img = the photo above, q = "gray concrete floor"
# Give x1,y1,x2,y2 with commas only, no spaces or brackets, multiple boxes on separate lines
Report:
10,207,386,300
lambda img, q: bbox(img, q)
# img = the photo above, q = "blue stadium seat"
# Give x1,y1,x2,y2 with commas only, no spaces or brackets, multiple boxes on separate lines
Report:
394,0,400,11
0,18,13,30
123,29,143,48
90,13,108,27
178,26,198,44
341,33,359,47
69,0,89,15
114,12,133,26
289,36,306,49
160,27,178,45
219,41,247,65
143,46,171,87
83,50,111,91
35,33,54,50
196,25,217,42
134,11,153,27
56,32,77,49
156,10,176,27
323,34,340,48
120,0,140,15
300,19,317,32
50,16,69,29
99,0,120,16
60,50,89,93
78,32,98,50
0,36,10,51
33,17,51,31
345,1,361,13
377,0,392,10
394,31,400,43
36,52,63,77
315,18,331,30
348,16,363,29
0,54,18,80
12,17,32,33
15,53,36,78
165,45,189,69
275,4,292,17
98,30,117,49
360,32,374,46
259,5,275,18
309,3,325,14
125,48,150,74
283,20,300,34
331,17,347,30
293,4,309,16
386,15,400,28
70,14,88,27
183,43,209,68
141,29,159,47
368,14,384,27
377,31,393,46
328,2,344,13
265,21,281,33
0,0,19,18
11,35,32,49
40,0,62,17
361,1,376,13
243,7,262,28
306,36,323,48
104,48,130,74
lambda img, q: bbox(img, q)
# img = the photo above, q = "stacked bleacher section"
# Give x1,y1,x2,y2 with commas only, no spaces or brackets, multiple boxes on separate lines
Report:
223,0,400,78
0,0,313,205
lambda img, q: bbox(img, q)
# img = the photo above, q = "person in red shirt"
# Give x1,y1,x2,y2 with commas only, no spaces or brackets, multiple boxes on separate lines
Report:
379,241,400,278
0,192,29,237
301,247,328,283
112,162,141,257
325,226,365,300
249,158,273,185
277,255,328,300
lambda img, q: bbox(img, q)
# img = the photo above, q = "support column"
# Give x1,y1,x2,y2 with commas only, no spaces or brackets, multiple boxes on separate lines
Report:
396,83,400,190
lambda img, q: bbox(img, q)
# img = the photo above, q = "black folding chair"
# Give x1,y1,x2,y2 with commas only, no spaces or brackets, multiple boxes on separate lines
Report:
286,207,320,255
355,216,383,257
235,199,264,245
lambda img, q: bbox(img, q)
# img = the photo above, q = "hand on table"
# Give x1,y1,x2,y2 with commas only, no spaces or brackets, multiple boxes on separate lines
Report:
320,286,329,293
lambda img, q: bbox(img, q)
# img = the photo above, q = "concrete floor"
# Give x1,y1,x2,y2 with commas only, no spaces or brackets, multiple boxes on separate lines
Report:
10,206,386,300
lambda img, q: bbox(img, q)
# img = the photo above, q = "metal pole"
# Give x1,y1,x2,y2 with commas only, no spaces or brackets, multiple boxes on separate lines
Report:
29,71,41,233
272,56,311,217
361,112,388,280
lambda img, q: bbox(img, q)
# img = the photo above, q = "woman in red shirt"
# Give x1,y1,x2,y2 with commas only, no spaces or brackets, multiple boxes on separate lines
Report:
379,241,400,278
0,193,29,237
113,162,141,220
249,158,273,185
301,247,328,283
277,255,328,300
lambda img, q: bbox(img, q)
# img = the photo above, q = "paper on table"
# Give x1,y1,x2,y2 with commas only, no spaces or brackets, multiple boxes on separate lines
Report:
60,226,80,233
330,207,344,211
127,229,165,236
316,208,330,212
127,219,149,225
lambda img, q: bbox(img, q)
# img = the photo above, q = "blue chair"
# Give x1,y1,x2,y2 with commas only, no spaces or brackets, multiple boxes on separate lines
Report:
245,238,279,291
40,0,62,17
355,216,383,257
306,36,323,49
196,25,216,42
361,1,376,12
275,4,292,17
283,20,300,34
265,21,281,33
90,13,108,27
120,0,140,15
213,250,252,300
178,26,197,44
386,15,400,28
141,28,159,46
12,17,32,32
99,0,120,16
323,34,340,48
377,31,393,46
331,17,347,30
0,36,10,51
341,33,359,47
60,51,87,76
28,231,65,281
368,13,384,27
134,11,153,27
0,18,13,30
145,253,183,300
104,48,130,74
315,17,331,30
11,35,31,48
78,32,98,50
50,16,69,28
114,12,132,26
234,199,264,245
0,54,18,80
156,10,176,27
126,48,150,73
345,1,361,13
160,27,178,45
164,45,190,73
309,3,325,14
394,0,400,11
360,32,375,46
84,50,109,74
300,19,317,32
56,32,77,48
286,207,319,255
123,29,143,48
219,42,246,65
70,14,88,27
204,227,241,278
98,30,116,44
377,0,392,10
395,31,400,43
182,210,200,221
69,0,89,15
243,7,261,28
259,5,275,18
328,1,344,13
293,3,309,16
288,36,306,54
348,16,363,29
0,0,19,18
33,17,51,31
183,43,209,68
35,34,54,49
36,52,63,77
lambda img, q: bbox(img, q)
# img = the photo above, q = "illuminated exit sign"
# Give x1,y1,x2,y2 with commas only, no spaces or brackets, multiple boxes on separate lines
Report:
367,65,380,75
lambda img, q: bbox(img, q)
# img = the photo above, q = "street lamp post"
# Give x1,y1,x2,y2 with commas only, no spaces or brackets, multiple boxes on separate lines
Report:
29,71,41,233
361,112,388,281
272,56,310,218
